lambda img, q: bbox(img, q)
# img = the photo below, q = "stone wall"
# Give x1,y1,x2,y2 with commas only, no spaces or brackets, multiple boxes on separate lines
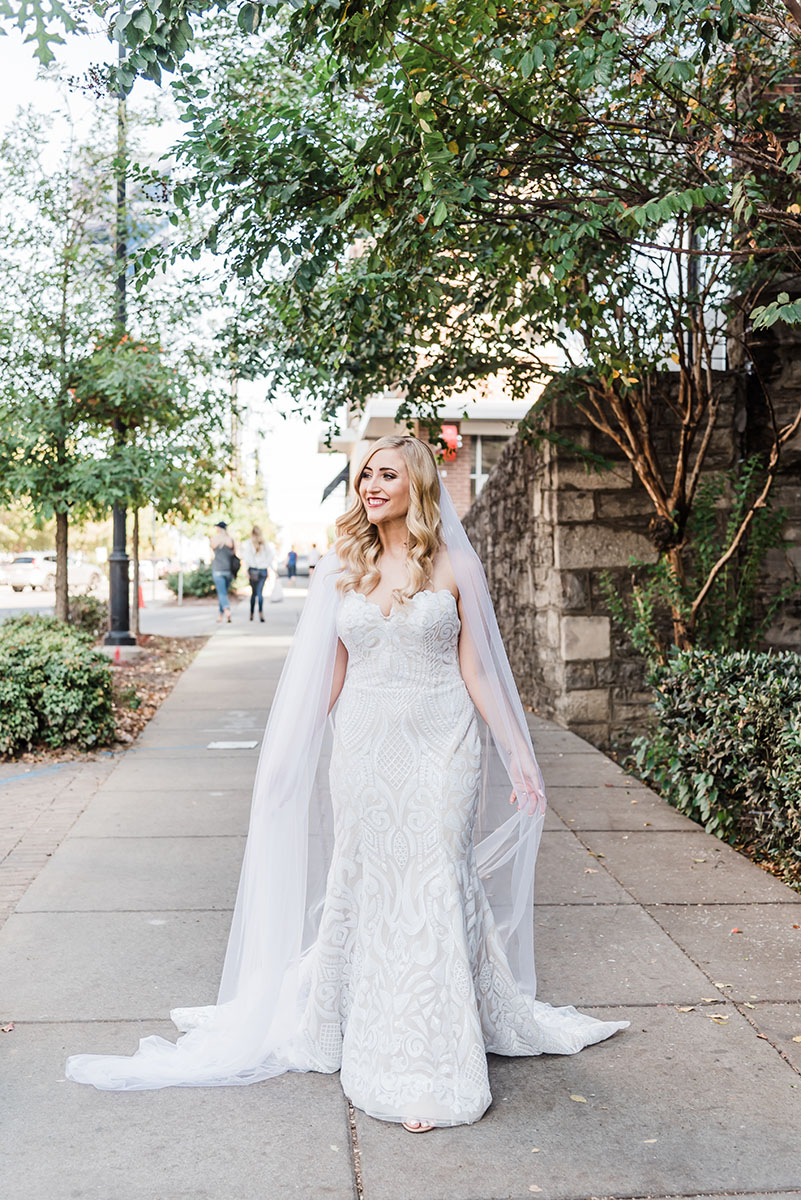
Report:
744,313,801,647
463,367,800,751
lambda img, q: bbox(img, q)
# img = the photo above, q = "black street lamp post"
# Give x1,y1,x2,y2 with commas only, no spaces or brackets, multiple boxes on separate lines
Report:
105,29,136,648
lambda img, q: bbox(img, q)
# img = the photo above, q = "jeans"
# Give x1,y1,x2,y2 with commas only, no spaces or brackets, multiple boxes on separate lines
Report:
212,570,231,614
249,568,268,614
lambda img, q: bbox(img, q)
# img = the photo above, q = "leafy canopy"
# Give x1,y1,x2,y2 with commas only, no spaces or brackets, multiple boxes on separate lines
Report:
146,3,800,435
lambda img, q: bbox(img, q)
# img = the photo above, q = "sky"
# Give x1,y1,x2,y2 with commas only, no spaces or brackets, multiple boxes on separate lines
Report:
0,21,349,550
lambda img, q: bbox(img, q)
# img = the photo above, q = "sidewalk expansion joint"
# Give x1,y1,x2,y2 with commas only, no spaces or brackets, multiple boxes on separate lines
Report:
518,1190,801,1200
12,998,796,1025
11,906,236,914
643,900,801,907
71,834,247,840
9,1017,180,1026
346,1099,365,1200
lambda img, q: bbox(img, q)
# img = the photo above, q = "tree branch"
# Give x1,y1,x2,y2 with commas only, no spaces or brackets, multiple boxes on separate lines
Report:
688,401,801,631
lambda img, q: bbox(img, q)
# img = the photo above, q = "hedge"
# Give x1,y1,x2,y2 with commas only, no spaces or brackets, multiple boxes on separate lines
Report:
0,615,115,755
68,593,109,639
631,649,801,881
166,563,216,597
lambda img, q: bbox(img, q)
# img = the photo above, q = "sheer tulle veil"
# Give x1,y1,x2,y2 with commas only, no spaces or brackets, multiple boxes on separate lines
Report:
65,476,548,1090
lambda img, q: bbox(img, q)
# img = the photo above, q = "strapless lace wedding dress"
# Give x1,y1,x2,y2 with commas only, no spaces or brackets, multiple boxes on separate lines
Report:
284,588,627,1128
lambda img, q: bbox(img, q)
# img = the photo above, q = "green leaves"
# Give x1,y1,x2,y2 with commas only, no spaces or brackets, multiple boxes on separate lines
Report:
631,647,801,885
132,8,156,35
0,616,114,754
237,2,262,34
751,292,801,330
0,108,231,530
0,0,79,66
625,185,728,228
132,0,801,562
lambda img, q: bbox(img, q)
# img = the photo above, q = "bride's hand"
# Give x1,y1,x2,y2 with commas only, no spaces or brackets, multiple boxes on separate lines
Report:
509,784,545,816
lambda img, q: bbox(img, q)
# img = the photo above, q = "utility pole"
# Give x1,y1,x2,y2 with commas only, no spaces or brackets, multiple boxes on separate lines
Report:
105,24,136,647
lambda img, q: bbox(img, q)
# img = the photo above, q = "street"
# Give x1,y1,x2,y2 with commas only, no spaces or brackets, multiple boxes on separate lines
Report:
0,584,60,624
0,579,309,638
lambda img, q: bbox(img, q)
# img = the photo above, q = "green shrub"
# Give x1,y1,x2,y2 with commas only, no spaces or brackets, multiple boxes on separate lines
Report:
631,649,801,881
166,563,216,597
68,592,109,640
0,615,115,755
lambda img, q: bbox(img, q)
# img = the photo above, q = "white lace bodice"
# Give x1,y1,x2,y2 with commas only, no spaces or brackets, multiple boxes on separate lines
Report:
337,588,462,691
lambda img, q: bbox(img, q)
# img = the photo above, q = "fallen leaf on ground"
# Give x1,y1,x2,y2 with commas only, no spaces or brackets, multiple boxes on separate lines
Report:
676,1005,695,1012
570,1094,587,1103
692,857,706,863
1,1022,13,1033
584,868,599,874
713,982,732,988
704,1014,729,1024
529,1187,543,1194
756,1033,768,1040
730,927,743,934
643,1138,658,1144
792,1036,801,1043
531,1148,541,1153
700,997,718,1003
743,1002,756,1009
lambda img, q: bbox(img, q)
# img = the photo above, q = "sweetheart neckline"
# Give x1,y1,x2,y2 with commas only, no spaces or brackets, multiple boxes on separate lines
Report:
350,587,458,620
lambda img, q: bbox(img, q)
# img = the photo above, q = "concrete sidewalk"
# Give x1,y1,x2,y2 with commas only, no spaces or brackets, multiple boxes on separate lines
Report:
1,589,800,1200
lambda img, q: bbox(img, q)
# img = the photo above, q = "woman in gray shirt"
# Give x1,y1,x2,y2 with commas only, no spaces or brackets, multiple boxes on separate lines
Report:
210,522,237,623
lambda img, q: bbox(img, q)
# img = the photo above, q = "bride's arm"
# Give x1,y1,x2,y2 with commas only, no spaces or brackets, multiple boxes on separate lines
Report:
457,593,543,815
436,547,540,808
456,597,491,726
328,638,349,713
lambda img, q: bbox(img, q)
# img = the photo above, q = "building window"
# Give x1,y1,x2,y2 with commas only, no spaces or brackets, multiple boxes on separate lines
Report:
470,435,509,499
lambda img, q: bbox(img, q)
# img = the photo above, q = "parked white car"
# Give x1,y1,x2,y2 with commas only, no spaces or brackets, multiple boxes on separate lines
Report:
2,552,104,593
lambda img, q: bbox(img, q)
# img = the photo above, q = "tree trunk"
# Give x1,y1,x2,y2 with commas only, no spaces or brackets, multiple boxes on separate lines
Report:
132,508,140,639
666,545,692,650
55,509,68,622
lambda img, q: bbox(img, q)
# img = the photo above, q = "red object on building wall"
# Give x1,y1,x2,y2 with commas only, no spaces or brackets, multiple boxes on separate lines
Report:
441,423,461,462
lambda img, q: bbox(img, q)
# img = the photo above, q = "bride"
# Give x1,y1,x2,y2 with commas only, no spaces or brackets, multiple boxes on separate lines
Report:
66,435,627,1130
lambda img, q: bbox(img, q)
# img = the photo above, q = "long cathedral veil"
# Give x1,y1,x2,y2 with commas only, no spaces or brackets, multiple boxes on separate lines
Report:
65,477,549,1090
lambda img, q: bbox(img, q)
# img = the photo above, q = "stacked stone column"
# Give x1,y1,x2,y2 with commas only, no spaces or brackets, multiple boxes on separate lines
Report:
463,375,758,751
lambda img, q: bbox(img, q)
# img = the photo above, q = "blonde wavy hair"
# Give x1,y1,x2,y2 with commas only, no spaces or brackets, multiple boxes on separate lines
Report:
335,436,442,602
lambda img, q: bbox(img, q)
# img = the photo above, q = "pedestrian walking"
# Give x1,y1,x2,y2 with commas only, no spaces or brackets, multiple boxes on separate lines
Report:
209,522,238,623
286,547,297,585
243,526,273,623
307,543,321,574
